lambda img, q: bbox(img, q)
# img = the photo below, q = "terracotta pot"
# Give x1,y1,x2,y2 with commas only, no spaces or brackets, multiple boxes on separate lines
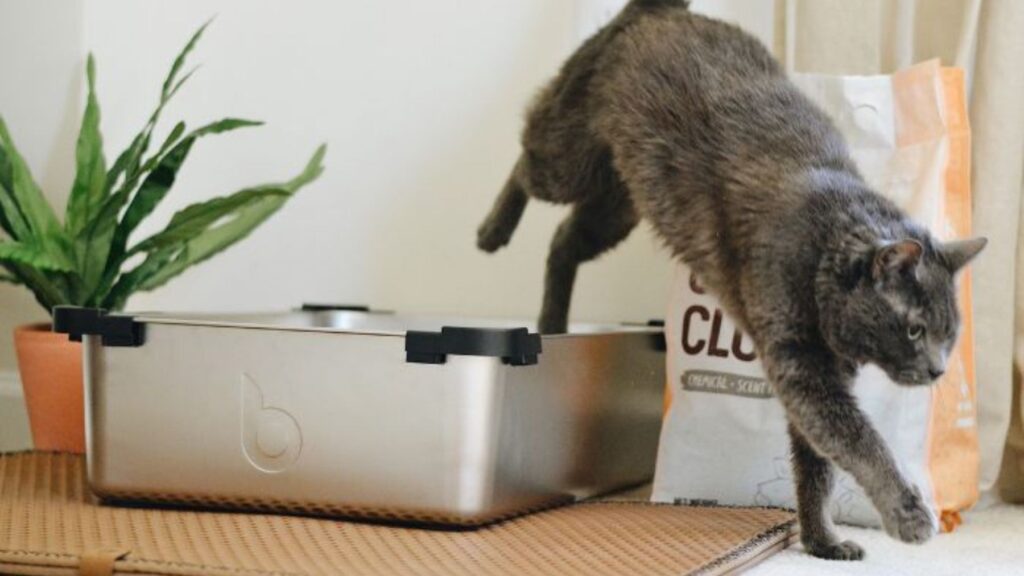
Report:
13,323,85,454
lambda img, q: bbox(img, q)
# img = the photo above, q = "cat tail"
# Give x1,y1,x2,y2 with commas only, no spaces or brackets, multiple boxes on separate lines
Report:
477,156,529,253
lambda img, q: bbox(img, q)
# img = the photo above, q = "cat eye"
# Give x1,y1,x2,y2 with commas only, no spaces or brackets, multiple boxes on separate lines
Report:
907,324,925,341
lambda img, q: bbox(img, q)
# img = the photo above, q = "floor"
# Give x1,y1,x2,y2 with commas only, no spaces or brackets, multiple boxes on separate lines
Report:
3,387,1022,575
750,504,1024,575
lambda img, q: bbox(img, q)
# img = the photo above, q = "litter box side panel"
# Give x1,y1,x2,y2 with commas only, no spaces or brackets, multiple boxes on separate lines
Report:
64,306,664,526
80,320,517,525
497,332,666,502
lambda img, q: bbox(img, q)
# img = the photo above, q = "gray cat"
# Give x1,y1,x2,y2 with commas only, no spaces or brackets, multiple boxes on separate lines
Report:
477,0,986,561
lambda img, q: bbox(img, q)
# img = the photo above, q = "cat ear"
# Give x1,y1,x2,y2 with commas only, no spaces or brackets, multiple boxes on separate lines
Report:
941,237,988,272
873,239,923,280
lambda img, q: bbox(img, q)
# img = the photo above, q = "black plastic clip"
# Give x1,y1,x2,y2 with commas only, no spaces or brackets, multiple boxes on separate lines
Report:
52,306,145,347
620,319,667,352
405,327,542,366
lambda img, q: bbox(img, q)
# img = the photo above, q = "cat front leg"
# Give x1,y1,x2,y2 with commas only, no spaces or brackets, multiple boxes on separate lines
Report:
789,424,865,560
765,341,937,550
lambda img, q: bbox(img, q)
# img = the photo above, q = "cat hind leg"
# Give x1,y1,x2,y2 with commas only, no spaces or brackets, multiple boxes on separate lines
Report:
539,191,638,334
478,156,530,253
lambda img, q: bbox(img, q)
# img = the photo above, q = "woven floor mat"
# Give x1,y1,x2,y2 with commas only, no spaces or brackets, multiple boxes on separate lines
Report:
0,452,796,576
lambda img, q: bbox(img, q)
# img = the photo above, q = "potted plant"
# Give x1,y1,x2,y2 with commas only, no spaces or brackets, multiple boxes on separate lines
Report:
1,22,325,453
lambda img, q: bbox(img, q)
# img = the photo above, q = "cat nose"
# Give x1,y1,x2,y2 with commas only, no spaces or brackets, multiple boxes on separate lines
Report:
928,367,946,380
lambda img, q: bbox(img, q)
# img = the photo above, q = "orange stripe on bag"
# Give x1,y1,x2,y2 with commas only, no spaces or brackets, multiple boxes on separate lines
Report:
890,63,978,532
929,67,979,530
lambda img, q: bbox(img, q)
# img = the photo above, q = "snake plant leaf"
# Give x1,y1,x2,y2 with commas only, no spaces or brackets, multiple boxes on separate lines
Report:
88,120,189,302
88,118,263,305
116,72,194,188
0,120,75,304
123,66,198,184
162,19,211,103
0,270,21,285
0,116,62,241
0,142,32,240
103,20,209,197
105,133,147,197
0,241,75,272
130,142,323,256
92,121,185,247
108,144,325,305
144,121,187,170
87,24,212,309
129,186,291,254
95,120,188,262
138,195,287,294
289,143,328,189
2,261,68,311
118,118,262,246
74,184,132,301
65,54,108,237
100,246,176,310
0,20,325,314
137,145,326,293
65,55,113,300
0,178,30,241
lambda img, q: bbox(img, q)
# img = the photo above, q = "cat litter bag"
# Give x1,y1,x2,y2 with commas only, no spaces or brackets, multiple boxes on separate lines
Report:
652,60,979,531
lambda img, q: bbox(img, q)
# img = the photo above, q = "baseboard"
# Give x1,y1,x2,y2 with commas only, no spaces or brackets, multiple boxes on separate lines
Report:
0,369,30,451
0,370,21,398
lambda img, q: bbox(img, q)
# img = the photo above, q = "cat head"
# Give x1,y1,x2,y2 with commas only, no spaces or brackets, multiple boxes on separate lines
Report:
824,236,987,386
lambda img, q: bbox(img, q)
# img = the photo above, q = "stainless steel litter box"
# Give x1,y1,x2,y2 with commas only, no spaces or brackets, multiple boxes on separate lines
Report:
55,305,666,526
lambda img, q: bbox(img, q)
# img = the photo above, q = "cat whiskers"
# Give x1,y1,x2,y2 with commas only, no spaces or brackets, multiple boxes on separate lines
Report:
897,371,926,385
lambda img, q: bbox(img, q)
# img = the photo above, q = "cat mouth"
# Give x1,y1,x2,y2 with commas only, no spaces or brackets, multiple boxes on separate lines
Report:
894,371,934,386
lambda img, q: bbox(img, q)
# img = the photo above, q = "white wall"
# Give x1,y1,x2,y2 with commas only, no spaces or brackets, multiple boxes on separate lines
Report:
0,1,774,448
1,0,778,352
0,1,85,368
80,0,685,327
0,0,85,450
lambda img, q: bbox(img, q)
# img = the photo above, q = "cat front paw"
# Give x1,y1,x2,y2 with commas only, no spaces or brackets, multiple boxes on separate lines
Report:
805,540,865,561
880,486,937,545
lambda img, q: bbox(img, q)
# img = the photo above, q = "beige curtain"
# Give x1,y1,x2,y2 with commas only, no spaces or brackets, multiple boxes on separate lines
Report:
774,0,1024,502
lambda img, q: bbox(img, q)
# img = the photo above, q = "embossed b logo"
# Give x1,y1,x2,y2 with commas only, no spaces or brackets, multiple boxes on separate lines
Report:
241,373,302,474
